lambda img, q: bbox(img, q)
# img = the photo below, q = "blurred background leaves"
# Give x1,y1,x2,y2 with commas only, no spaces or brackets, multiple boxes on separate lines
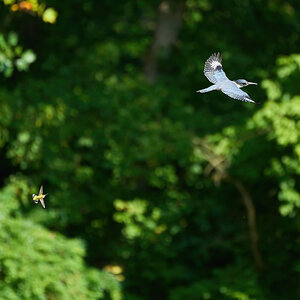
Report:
0,0,300,299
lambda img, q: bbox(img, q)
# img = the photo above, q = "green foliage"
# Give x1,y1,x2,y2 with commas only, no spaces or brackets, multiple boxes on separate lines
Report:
0,0,300,299
1,0,58,24
170,265,262,300
0,32,36,77
0,178,122,300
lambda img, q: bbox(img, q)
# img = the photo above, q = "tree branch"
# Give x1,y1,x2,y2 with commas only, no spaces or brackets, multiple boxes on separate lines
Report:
194,138,263,271
229,177,263,271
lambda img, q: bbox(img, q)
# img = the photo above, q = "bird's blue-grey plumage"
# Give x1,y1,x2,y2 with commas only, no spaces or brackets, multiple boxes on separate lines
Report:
197,53,257,103
204,52,228,84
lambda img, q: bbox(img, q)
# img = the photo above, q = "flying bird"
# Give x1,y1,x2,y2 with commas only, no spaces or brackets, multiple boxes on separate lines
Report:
197,53,257,103
32,185,47,209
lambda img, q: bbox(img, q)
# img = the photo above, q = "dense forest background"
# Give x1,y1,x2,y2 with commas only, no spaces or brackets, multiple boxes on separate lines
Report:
0,0,300,299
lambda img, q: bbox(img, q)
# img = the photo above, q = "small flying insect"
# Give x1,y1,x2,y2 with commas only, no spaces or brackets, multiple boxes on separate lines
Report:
32,185,48,209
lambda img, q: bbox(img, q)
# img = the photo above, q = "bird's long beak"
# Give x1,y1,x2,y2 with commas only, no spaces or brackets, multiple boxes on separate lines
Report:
247,82,257,85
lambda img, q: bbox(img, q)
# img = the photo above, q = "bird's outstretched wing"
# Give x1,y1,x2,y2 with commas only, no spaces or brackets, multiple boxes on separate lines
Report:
40,198,46,209
221,84,255,103
39,185,43,196
204,53,229,84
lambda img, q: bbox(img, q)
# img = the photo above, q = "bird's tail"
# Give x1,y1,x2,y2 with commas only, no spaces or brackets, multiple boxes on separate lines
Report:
244,96,256,104
196,85,217,93
43,194,48,198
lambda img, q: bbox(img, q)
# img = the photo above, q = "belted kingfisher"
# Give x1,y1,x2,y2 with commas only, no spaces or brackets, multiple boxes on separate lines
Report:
197,53,257,103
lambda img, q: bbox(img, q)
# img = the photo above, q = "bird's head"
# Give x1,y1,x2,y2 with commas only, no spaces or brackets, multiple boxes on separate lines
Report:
32,194,36,199
234,79,257,88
